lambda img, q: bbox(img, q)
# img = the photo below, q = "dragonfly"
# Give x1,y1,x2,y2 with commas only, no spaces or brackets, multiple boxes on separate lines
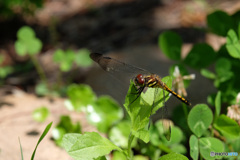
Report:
90,53,191,139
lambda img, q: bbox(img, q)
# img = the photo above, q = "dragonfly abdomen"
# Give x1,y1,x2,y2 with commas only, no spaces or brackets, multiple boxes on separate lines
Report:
164,85,191,106
143,74,191,106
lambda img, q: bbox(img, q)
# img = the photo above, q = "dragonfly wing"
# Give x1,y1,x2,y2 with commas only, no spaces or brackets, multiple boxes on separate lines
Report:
161,89,172,141
90,53,150,75
147,88,159,129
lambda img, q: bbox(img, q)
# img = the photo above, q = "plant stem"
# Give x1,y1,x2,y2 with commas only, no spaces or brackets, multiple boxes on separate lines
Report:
127,132,134,160
30,55,47,84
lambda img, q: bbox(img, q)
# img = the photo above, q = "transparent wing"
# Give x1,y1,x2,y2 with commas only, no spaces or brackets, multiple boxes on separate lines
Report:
90,53,150,103
160,89,172,141
90,53,150,76
152,87,172,141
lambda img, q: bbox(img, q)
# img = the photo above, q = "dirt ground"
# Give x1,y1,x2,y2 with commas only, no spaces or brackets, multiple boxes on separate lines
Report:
0,88,98,160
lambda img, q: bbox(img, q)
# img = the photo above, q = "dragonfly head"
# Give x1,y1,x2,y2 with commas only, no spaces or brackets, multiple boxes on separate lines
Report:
134,74,145,87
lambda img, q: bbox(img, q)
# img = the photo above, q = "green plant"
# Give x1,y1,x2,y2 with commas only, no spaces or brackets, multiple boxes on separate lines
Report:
14,26,48,95
53,48,92,72
59,9,240,160
61,78,191,160
52,115,82,147
19,122,52,160
53,49,76,72
157,9,240,160
15,8,240,160
159,10,240,104
14,26,93,96
32,106,50,122
52,48,93,93
0,0,43,19
0,54,13,80
66,83,123,133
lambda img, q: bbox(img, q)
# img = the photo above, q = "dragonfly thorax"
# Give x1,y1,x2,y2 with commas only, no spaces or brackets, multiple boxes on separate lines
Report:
134,74,145,87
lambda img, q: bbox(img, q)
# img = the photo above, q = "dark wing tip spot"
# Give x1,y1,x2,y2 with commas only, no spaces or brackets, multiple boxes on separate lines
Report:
90,53,103,62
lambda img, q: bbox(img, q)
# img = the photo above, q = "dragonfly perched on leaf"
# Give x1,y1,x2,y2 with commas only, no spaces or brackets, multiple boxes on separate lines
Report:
90,53,191,140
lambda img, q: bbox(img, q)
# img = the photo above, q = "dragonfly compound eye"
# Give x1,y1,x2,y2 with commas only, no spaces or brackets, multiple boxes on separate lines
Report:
135,74,145,86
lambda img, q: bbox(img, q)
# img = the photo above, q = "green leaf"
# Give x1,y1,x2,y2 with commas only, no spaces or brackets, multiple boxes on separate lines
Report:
53,49,65,62
31,122,52,160
124,76,172,142
112,151,127,160
0,66,14,78
200,69,216,79
158,152,189,160
168,126,183,144
65,50,76,63
215,58,233,83
154,120,170,143
215,91,221,118
229,136,240,154
171,144,187,154
149,124,162,146
184,43,216,69
140,144,162,159
133,155,148,160
95,156,107,160
26,38,42,55
32,106,49,122
156,121,184,145
52,127,65,146
87,96,123,133
207,94,216,106
75,49,93,67
207,10,234,36
215,58,232,74
214,114,240,139
109,121,132,148
67,84,96,111
17,26,35,40
18,138,24,160
132,129,149,143
53,49,75,72
35,82,49,96
15,41,28,56
62,132,122,160
199,137,224,160
15,26,42,56
52,115,81,147
189,135,199,160
56,115,81,134
159,31,182,60
226,29,240,58
188,104,213,137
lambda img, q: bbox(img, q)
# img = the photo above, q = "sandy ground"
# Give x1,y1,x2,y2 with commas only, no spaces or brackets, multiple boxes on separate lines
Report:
0,90,98,160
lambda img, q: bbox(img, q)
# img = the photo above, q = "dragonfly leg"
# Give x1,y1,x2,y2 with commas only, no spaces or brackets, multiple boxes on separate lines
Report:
148,120,151,129
128,86,145,106
163,89,166,106
130,85,144,95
